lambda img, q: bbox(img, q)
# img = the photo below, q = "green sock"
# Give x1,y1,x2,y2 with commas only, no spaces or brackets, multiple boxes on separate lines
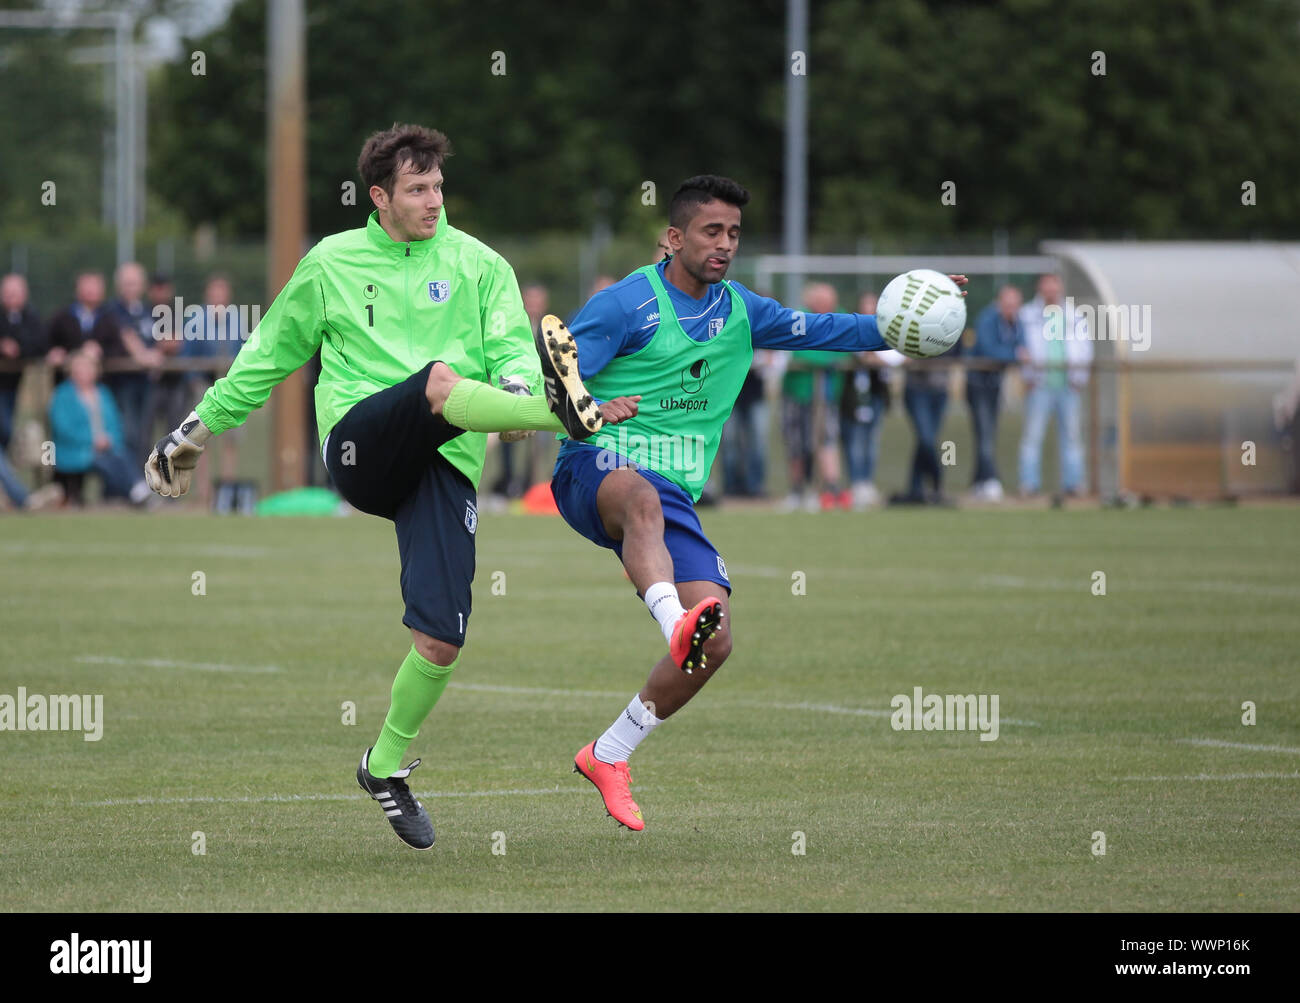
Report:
368,647,458,779
442,379,564,433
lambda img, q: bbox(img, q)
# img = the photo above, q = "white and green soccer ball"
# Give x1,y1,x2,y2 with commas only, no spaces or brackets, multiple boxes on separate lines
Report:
876,269,966,358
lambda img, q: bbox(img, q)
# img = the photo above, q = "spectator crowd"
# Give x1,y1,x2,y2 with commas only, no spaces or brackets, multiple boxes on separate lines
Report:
1,261,1090,514
0,264,247,511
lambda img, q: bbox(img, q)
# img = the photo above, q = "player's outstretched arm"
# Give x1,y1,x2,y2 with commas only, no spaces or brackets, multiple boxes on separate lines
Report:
144,410,211,498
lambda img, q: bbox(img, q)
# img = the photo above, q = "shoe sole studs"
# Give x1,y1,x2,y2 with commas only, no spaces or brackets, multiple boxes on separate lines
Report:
681,605,725,675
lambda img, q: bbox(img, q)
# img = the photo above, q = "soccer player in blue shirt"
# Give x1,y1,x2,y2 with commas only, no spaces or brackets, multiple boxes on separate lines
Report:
543,175,966,829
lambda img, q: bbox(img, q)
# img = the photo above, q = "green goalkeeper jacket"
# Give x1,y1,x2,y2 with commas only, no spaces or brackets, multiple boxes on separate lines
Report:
194,209,541,489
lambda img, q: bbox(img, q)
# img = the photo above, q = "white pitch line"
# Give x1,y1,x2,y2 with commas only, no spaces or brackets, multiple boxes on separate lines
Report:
70,661,1041,726
1121,772,1300,782
77,786,586,808
1176,738,1300,755
449,681,627,699
76,655,282,674
733,699,1039,726
451,685,1041,727
744,700,893,718
1,541,271,559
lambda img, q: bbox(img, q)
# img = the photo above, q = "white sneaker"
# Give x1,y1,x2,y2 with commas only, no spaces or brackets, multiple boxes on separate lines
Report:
25,482,65,511
983,479,1004,502
801,491,820,513
851,482,881,511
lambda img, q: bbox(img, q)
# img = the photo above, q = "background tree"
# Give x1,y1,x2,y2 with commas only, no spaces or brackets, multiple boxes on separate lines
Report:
148,0,1300,241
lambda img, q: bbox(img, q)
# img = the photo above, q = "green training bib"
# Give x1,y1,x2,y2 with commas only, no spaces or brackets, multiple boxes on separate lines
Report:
585,264,753,500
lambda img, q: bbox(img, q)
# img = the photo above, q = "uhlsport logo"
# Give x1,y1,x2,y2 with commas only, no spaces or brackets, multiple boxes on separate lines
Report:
661,359,712,412
50,934,151,983
428,280,450,303
363,283,378,299
681,358,710,394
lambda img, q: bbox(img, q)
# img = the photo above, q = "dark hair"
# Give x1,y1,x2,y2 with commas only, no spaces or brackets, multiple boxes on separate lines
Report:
668,175,750,229
358,124,452,197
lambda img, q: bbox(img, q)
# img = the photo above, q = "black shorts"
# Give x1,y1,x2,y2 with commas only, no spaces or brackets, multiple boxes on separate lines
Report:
325,362,477,647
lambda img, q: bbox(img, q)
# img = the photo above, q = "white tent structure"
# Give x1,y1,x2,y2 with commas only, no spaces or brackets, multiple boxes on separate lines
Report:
753,241,1300,497
1042,242,1300,497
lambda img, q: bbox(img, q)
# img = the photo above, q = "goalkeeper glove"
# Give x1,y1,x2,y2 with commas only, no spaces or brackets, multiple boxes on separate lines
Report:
497,376,537,443
144,411,212,498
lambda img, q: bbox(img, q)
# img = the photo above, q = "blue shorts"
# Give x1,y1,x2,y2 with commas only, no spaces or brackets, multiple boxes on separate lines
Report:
551,443,731,593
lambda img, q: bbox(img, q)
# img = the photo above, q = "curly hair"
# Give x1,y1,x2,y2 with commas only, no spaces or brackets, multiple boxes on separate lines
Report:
357,124,452,197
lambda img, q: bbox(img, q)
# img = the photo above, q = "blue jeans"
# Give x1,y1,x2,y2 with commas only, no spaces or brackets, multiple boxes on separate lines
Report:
105,373,152,462
903,384,949,497
965,370,1003,484
0,386,16,450
1019,384,1085,492
92,450,140,500
720,397,768,497
0,446,28,506
842,393,884,485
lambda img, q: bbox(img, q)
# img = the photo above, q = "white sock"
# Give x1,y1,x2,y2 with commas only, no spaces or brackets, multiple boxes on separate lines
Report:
644,581,686,644
594,695,664,763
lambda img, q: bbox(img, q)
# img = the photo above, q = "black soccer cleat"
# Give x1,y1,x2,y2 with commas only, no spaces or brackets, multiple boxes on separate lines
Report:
536,315,605,441
357,748,435,850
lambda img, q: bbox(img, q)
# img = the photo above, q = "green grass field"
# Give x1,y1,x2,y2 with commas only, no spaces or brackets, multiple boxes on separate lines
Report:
2,505,1297,912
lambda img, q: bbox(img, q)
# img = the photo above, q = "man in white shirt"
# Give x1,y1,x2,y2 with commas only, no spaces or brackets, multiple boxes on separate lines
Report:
1017,273,1093,496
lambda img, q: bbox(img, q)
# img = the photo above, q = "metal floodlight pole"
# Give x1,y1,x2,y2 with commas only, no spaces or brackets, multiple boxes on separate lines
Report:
267,0,308,493
116,13,136,265
782,0,808,308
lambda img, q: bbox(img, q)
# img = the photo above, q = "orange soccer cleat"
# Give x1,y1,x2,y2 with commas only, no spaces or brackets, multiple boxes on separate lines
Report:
573,740,644,831
669,596,725,674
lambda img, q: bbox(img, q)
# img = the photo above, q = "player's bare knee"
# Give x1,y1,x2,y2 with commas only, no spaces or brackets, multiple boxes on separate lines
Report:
624,483,664,532
411,629,459,666
424,361,462,414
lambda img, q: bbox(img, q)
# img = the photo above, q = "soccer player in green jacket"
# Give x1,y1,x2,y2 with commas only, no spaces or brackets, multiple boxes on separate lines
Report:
143,124,638,849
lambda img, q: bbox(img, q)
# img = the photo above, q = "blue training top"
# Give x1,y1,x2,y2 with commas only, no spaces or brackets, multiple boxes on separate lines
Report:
560,259,887,462
569,259,884,376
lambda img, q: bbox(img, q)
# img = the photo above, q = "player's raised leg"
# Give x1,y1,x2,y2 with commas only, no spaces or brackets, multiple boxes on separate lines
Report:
594,466,724,672
424,332,641,441
639,581,732,717
426,361,562,434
